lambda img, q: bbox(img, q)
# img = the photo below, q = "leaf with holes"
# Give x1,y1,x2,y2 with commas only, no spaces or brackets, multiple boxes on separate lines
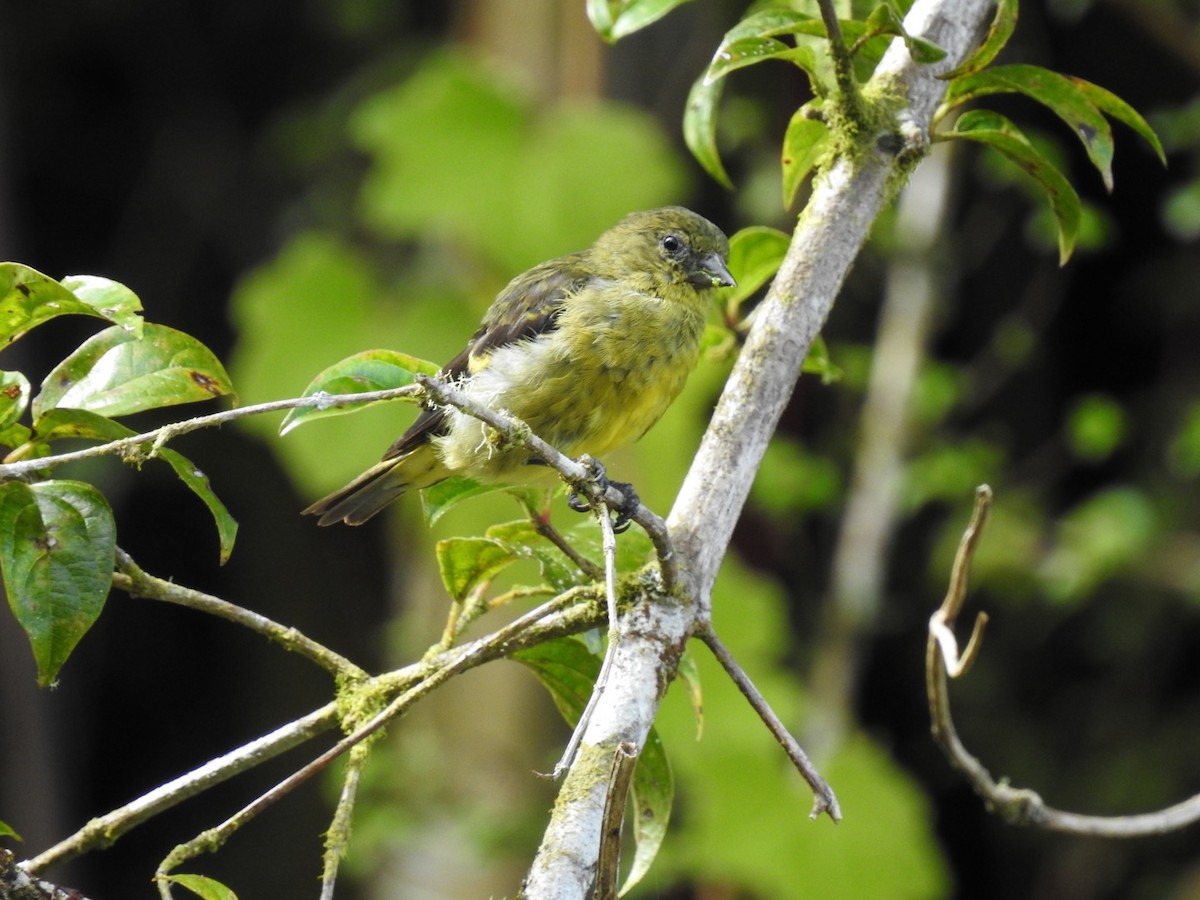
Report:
0,371,30,430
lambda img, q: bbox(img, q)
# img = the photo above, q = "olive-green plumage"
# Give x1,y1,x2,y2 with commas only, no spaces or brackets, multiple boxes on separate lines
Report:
304,206,734,526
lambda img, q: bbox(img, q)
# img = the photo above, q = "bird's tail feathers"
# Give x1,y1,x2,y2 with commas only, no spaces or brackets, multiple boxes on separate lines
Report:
302,445,445,526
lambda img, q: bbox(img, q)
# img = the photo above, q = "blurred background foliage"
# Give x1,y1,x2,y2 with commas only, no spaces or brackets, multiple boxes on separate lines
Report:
2,0,1199,898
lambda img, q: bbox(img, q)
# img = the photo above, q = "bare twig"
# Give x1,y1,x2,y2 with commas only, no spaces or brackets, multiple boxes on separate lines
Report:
551,498,620,778
928,485,1200,836
153,589,599,886
320,742,369,900
0,385,422,480
21,587,603,876
699,627,841,822
114,548,365,678
593,742,639,900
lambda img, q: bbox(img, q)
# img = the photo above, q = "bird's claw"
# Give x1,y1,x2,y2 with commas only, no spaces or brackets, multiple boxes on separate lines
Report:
567,457,639,533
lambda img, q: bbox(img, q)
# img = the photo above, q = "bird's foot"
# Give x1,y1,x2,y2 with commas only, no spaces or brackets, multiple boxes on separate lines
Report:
567,456,639,533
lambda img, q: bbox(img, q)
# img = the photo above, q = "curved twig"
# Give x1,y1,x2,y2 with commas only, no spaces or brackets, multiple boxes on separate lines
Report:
928,485,1200,837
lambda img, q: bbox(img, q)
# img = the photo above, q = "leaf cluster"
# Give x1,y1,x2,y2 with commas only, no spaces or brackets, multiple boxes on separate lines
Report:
0,263,235,685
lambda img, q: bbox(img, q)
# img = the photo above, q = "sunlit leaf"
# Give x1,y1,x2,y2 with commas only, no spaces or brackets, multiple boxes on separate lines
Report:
588,0,696,42
59,275,145,336
33,323,234,420
0,818,20,841
0,480,115,686
704,9,823,85
32,408,238,563
0,263,142,348
683,74,733,190
279,349,438,435
782,112,829,208
164,873,239,900
943,109,1081,264
0,371,30,430
943,65,1116,190
940,0,1017,79
724,227,790,311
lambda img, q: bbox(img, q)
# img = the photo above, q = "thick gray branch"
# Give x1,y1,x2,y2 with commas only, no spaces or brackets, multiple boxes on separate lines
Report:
525,1,993,896
668,0,991,610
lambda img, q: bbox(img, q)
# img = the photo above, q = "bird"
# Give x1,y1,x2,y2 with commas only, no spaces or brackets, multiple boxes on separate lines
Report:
303,206,734,526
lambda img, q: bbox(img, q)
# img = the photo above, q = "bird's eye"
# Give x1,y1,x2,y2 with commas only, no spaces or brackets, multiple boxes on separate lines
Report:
660,234,686,257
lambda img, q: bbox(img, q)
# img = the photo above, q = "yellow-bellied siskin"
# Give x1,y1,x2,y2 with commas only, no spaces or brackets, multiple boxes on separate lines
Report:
304,206,734,526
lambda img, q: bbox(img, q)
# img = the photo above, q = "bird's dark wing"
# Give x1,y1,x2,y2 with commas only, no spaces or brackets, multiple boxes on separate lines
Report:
381,256,588,461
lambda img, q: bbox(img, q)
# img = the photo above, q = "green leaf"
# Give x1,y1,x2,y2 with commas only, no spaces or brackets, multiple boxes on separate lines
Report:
940,0,1017,79
0,371,31,429
0,263,142,348
0,818,20,841
621,726,672,896
703,9,823,85
802,335,842,384
1068,75,1167,166
781,112,829,208
164,873,240,900
683,74,733,190
32,323,234,420
855,3,945,64
435,536,520,603
59,275,145,336
724,227,790,311
944,109,1082,264
677,646,704,739
943,65,1116,191
514,637,673,894
280,349,438,436
486,519,585,591
588,0,696,42
705,36,819,84
0,480,115,686
0,423,33,456
420,476,508,526
32,408,238,563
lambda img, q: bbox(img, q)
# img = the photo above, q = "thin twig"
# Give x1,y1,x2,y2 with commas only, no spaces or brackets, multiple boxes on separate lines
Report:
816,0,864,120
114,548,364,678
418,375,678,592
154,590,599,883
698,627,841,822
593,742,639,900
319,742,369,900
0,385,423,479
22,587,603,876
551,500,620,778
927,485,1200,836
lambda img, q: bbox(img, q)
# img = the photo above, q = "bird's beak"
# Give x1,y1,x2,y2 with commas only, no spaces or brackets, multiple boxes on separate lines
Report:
689,253,736,289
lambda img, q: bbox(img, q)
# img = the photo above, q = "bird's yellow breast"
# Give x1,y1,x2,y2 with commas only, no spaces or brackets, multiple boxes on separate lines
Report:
434,284,708,480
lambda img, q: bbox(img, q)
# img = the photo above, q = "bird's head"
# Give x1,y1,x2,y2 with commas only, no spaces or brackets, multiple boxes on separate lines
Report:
590,206,735,294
